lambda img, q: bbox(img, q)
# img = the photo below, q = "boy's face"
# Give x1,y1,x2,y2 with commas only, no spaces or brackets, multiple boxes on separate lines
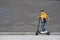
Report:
41,11,43,14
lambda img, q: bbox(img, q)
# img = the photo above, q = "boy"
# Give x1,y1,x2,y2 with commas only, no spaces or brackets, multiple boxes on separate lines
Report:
38,10,49,33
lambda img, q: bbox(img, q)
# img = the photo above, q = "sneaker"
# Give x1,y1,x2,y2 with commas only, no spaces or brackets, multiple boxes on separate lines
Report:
41,31,46,33
41,31,47,33
44,31,47,33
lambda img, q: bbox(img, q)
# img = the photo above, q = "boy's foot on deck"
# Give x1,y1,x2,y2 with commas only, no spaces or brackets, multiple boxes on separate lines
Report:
41,31,47,33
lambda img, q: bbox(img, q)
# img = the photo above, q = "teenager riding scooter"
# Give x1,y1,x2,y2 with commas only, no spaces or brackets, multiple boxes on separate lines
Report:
38,10,49,34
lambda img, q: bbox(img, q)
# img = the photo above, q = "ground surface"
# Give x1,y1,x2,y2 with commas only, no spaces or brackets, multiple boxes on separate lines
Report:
0,35,60,40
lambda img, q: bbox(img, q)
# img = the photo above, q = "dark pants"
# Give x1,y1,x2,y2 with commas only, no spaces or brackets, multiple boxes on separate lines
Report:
41,18,46,32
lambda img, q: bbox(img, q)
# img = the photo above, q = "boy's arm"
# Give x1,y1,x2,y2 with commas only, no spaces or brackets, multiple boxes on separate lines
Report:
46,15,49,21
38,14,41,19
38,15,44,22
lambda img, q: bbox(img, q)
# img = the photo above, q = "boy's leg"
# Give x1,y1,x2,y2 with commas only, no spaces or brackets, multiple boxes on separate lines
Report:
41,21,48,33
41,22,46,32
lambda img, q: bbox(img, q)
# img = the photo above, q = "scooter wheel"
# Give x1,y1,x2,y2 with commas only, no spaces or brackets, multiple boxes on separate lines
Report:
46,32,50,35
36,32,38,35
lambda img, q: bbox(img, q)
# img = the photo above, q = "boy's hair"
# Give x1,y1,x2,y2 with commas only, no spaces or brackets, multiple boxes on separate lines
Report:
40,10,44,12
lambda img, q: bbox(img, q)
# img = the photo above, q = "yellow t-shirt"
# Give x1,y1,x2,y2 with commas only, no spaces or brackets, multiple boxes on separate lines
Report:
38,12,48,21
38,12,48,19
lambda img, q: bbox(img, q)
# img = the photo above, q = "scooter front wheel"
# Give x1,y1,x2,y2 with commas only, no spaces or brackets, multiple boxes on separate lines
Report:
35,32,38,35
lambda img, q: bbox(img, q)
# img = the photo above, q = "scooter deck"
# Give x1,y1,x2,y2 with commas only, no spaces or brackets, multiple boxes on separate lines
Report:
36,31,50,35
36,19,50,35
